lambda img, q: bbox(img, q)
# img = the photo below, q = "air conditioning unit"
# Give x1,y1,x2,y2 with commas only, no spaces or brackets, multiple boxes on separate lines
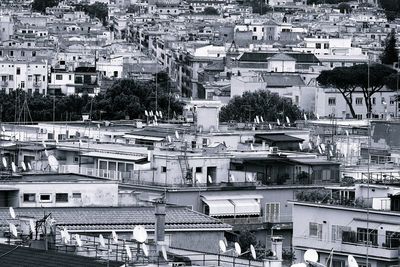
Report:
270,147,278,154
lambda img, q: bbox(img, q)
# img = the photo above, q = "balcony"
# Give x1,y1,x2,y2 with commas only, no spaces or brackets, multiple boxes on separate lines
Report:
33,81,42,87
293,236,399,260
1,81,8,87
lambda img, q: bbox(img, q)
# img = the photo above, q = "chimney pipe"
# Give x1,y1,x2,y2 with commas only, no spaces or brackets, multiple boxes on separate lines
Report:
155,200,166,255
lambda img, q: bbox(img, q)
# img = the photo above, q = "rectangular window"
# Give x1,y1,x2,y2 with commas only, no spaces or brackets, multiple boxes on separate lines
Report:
265,203,280,223
16,68,20,75
196,167,202,173
355,97,363,105
161,166,167,173
315,43,321,49
357,228,377,246
372,97,376,105
8,75,13,81
328,97,336,106
332,225,351,241
20,81,25,88
39,194,52,202
55,193,68,203
309,222,322,239
56,74,62,80
385,231,400,248
72,193,82,198
324,43,329,49
23,193,35,202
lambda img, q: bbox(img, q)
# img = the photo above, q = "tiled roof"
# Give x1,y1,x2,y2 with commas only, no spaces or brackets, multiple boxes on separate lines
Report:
255,133,304,143
0,243,122,267
262,74,305,87
267,53,296,62
238,52,320,64
0,206,231,232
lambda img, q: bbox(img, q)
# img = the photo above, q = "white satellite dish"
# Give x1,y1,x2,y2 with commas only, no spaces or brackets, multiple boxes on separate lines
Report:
318,146,323,154
145,110,149,117
21,162,26,171
345,130,349,136
150,111,154,117
304,114,308,121
167,136,172,143
159,111,163,118
286,116,290,124
161,245,168,261
250,143,254,150
260,116,264,123
27,162,32,170
99,234,106,248
155,111,159,117
175,131,179,139
308,143,312,150
125,244,132,260
9,207,16,219
48,155,59,171
208,175,212,183
299,143,303,151
44,149,49,157
11,162,16,173
247,173,253,182
219,240,226,253
268,124,272,130
255,116,260,124
142,243,149,257
320,143,326,152
234,242,241,256
29,219,35,233
1,126,5,132
9,223,17,237
250,244,256,260
230,174,235,182
304,249,318,263
277,119,281,126
316,113,320,120
2,157,7,168
348,255,358,267
112,230,118,243
64,228,71,244
133,226,148,243
75,234,83,247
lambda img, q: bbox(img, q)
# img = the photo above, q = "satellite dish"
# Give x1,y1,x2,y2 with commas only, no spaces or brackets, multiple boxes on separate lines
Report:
142,243,149,257
9,223,17,237
133,226,148,243
308,143,312,150
167,136,172,143
145,110,149,117
2,157,7,168
250,244,256,260
48,155,59,171
247,173,253,182
99,234,106,248
208,175,212,183
155,111,159,117
304,114,308,121
230,174,235,182
9,207,16,219
11,162,16,173
159,111,163,118
1,126,5,132
29,219,35,233
348,255,358,267
250,143,254,150
299,143,303,151
277,119,281,126
260,116,264,123
75,234,83,247
286,116,290,124
255,116,260,124
21,162,26,171
27,162,32,170
304,249,318,263
219,240,226,253
320,143,326,152
345,130,349,136
316,113,320,120
175,130,180,139
125,244,132,260
234,242,241,256
44,149,49,157
161,245,168,261
64,228,71,244
268,124,272,130
112,230,118,243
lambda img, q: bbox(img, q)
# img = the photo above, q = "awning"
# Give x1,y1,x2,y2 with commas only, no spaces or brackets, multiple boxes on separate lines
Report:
202,199,235,217
81,152,147,162
231,199,260,216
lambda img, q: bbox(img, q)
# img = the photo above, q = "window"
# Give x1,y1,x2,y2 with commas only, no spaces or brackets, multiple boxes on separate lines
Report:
328,97,336,106
265,203,280,222
196,167,202,173
355,97,363,105
253,27,257,32
309,222,322,239
324,43,329,49
161,166,167,173
23,193,35,202
252,36,257,40
16,68,20,75
39,194,52,202
385,231,400,248
8,75,13,81
332,225,351,241
372,97,376,105
72,193,82,199
20,81,25,88
32,51,36,57
56,74,63,80
315,43,321,49
357,228,377,246
55,193,68,203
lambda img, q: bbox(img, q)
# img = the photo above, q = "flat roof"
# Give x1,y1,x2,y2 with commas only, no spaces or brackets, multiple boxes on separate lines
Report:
0,174,116,184
255,133,304,142
81,151,147,162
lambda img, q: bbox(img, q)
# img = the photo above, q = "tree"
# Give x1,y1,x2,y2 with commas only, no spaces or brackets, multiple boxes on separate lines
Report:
31,0,59,13
202,7,219,15
338,2,352,13
378,0,400,20
219,90,302,122
317,67,358,118
380,29,399,65
75,2,109,26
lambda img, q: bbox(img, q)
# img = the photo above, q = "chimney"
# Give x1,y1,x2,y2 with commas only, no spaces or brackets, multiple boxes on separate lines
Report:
271,236,283,261
155,200,166,254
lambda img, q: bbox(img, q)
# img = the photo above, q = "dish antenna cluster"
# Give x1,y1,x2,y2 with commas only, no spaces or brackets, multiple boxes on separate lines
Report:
219,240,258,260
145,110,163,126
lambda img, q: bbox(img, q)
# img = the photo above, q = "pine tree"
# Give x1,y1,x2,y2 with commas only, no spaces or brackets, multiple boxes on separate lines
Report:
380,29,399,65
